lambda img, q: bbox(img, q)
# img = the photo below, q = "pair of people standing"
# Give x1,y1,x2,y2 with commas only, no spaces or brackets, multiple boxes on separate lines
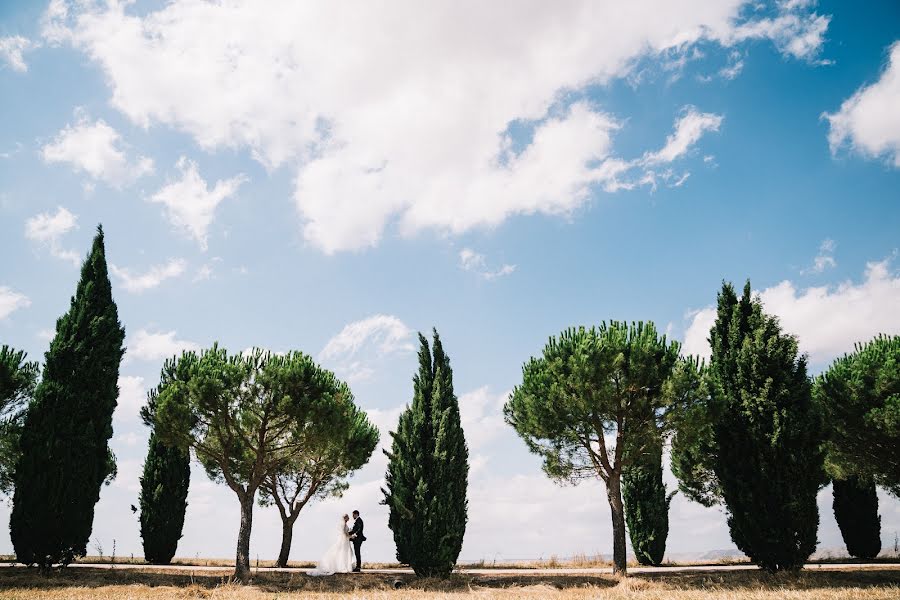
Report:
309,510,366,575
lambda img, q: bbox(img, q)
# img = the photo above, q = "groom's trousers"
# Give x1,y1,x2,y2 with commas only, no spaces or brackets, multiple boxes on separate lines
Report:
353,540,363,571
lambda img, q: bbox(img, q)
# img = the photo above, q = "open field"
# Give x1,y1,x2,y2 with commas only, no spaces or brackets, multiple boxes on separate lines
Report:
0,565,898,599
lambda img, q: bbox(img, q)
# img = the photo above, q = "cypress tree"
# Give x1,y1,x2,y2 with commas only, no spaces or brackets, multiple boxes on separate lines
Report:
10,225,125,569
623,432,672,566
139,431,190,564
710,281,823,572
832,476,881,559
383,329,468,578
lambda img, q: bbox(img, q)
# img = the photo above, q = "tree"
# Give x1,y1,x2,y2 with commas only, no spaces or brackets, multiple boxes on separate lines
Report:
622,429,673,566
260,403,378,567
675,281,823,572
152,347,368,583
0,346,39,496
383,330,468,578
815,335,900,497
139,361,191,564
138,431,190,564
10,226,125,569
832,475,881,559
504,322,680,575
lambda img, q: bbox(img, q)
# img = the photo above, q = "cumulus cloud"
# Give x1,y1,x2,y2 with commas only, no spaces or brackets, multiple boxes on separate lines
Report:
319,315,415,382
115,375,146,425
24,206,80,265
0,36,35,72
126,328,201,363
149,157,246,250
459,249,516,281
0,287,30,320
825,41,900,167
41,111,154,187
110,258,187,293
43,0,825,253
682,256,900,367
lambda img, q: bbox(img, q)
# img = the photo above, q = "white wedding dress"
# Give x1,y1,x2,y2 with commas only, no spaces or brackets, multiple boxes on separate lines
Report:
308,518,354,576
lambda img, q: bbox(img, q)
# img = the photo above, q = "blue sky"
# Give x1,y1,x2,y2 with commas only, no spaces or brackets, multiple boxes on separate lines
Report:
1,0,899,563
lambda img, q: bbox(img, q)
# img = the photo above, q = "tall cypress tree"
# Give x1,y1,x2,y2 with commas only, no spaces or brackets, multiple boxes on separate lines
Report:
10,225,125,569
139,359,191,564
832,476,881,559
383,329,468,578
623,431,672,566
139,431,190,564
710,281,823,572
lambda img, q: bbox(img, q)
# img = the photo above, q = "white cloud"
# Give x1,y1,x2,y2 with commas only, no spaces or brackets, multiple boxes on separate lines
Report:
126,328,201,363
319,315,415,382
459,249,516,281
149,157,246,250
802,238,836,274
644,109,724,165
110,258,187,293
0,36,34,72
41,111,154,187
24,206,80,265
682,256,900,366
44,0,826,254
458,386,509,453
114,375,146,426
825,41,900,168
0,287,30,320
718,9,830,62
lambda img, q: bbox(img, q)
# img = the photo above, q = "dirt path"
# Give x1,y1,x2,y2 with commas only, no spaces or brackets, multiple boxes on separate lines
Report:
1,561,895,575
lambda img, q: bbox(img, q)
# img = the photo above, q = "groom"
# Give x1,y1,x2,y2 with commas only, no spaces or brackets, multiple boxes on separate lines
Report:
348,509,366,572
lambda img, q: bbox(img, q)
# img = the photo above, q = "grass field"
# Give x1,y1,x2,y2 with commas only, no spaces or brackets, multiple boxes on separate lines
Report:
0,565,898,599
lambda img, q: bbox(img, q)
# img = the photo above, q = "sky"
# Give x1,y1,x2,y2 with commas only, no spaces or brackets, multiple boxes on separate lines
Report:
1,0,899,564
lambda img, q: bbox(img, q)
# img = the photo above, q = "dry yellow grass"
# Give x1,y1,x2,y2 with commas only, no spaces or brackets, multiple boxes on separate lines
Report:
0,565,898,600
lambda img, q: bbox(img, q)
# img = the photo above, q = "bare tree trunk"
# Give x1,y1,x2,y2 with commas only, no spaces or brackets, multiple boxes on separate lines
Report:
607,473,627,576
276,513,298,568
234,493,254,583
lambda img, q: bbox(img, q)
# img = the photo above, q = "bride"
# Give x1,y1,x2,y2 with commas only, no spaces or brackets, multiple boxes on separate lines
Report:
309,514,354,575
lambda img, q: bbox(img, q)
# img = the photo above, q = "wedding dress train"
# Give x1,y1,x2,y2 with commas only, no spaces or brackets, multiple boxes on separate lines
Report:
308,518,354,576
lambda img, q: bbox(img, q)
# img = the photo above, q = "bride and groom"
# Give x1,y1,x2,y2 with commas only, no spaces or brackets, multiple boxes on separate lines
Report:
309,510,366,575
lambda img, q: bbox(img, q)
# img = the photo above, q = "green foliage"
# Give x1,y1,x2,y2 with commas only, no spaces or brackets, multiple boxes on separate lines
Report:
10,226,125,569
622,432,673,566
383,330,468,578
668,358,721,507
815,334,900,497
832,476,881,559
504,321,680,575
150,346,365,582
0,346,39,496
139,430,190,564
260,401,379,567
708,281,823,572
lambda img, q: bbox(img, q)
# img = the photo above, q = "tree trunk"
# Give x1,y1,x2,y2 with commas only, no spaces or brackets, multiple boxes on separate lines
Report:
606,473,628,576
276,514,298,568
234,493,254,583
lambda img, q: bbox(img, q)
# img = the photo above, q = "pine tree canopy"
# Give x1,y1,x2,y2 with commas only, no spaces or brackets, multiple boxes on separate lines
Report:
149,346,368,582
815,334,900,497
383,329,468,578
504,321,680,575
0,346,39,496
10,225,125,569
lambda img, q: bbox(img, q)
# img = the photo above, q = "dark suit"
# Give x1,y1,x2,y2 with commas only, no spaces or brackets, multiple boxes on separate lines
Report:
349,516,365,571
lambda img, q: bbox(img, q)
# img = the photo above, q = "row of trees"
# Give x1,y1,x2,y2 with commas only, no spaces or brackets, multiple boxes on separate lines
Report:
1,226,894,579
504,283,899,575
